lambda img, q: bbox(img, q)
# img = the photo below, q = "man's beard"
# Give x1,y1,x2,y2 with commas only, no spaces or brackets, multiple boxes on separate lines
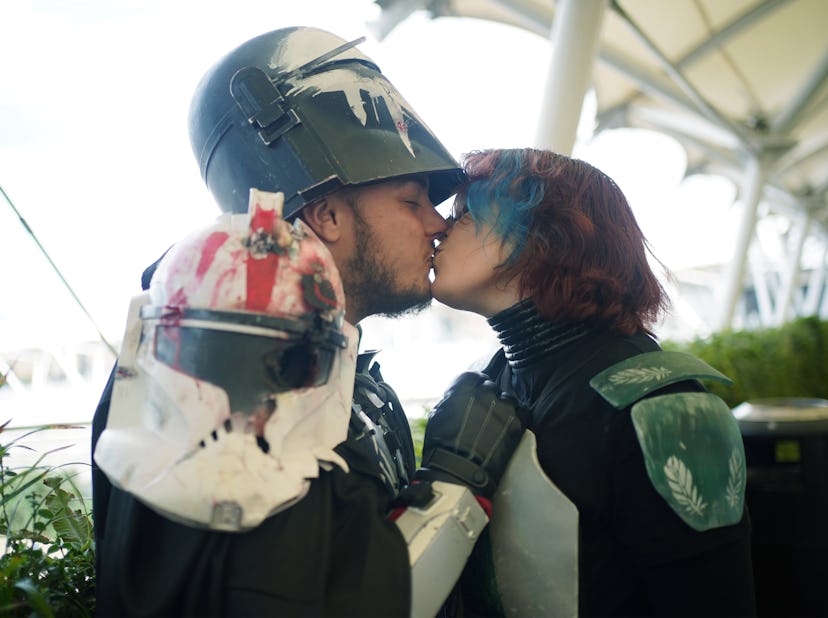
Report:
343,213,432,319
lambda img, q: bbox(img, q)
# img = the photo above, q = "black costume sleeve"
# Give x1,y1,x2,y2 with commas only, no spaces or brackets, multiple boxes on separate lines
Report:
636,532,756,617
503,330,757,618
93,377,413,616
95,467,410,617
606,400,756,617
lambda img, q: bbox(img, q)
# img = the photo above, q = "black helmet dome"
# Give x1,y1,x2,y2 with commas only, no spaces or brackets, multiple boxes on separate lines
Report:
189,27,465,219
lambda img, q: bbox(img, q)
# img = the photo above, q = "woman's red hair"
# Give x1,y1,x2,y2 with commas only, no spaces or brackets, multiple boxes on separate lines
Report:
460,148,670,336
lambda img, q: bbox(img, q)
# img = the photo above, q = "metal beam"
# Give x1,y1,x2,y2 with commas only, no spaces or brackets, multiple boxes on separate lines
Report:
609,0,752,146
485,0,557,35
719,155,767,330
596,48,700,120
367,0,428,41
625,104,741,151
802,244,827,315
676,0,793,68
774,211,811,324
748,243,775,325
774,130,828,176
773,47,828,133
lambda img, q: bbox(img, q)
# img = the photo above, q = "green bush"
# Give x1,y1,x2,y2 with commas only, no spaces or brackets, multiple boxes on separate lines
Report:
410,415,427,467
0,422,95,617
662,316,828,408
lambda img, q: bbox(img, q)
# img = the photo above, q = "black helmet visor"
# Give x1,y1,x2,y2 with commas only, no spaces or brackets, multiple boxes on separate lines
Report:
144,307,345,415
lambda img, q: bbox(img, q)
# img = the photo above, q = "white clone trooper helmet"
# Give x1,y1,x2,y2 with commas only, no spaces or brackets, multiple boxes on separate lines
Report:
94,189,358,531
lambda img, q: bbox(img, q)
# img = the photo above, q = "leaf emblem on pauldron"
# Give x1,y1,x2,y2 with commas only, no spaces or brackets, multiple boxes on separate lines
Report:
726,448,745,508
609,366,671,385
664,455,707,516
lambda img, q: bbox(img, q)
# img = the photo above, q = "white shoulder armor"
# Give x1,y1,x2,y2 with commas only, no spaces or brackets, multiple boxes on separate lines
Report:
394,481,489,618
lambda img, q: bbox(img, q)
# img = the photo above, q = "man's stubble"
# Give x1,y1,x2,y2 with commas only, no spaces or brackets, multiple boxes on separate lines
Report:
343,205,432,320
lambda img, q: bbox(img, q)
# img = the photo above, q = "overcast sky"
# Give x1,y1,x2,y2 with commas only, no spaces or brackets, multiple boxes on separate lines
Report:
0,0,738,350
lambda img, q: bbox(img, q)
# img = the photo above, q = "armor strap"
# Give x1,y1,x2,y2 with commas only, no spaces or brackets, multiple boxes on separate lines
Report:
589,350,732,409
338,352,414,496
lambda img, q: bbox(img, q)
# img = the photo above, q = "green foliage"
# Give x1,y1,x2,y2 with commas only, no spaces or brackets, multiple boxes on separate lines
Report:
410,415,427,467
0,421,95,617
662,316,828,408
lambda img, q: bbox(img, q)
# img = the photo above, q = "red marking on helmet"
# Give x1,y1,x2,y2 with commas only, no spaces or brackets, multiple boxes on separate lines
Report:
160,302,185,322
246,254,279,310
250,201,276,231
307,265,338,308
312,281,338,308
246,202,279,311
196,231,230,280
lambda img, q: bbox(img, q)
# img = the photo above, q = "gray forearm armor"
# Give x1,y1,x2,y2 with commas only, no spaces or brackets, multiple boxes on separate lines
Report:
394,481,489,618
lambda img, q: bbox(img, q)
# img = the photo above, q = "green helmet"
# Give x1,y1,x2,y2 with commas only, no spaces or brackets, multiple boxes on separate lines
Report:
189,26,465,219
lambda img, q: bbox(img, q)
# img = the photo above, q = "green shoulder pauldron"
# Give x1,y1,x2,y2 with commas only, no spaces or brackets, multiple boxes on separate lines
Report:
590,351,746,532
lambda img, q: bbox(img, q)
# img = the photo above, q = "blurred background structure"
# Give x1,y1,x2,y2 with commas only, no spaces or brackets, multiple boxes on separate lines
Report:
373,0,828,332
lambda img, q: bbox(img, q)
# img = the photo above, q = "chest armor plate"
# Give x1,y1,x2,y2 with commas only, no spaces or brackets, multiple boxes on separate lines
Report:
344,354,414,496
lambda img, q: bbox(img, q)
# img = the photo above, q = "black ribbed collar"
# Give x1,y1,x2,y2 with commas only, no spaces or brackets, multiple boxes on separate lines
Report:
487,299,591,370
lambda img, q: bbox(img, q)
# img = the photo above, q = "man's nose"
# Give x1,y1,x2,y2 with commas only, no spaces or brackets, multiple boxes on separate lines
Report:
424,205,449,237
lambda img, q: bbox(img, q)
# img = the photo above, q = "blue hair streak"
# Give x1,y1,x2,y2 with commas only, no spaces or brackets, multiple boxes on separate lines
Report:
464,149,544,264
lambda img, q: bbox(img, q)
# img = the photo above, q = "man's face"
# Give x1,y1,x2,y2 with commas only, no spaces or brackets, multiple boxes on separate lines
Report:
337,177,449,321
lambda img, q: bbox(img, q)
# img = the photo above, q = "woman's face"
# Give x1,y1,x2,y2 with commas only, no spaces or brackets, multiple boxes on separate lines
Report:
431,210,517,316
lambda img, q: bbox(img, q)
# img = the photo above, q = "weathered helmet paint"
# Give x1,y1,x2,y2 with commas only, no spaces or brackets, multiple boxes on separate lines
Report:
189,27,465,218
94,190,358,531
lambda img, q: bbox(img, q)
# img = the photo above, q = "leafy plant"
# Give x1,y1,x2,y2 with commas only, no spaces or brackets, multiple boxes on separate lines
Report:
662,316,828,408
0,420,95,617
410,414,428,467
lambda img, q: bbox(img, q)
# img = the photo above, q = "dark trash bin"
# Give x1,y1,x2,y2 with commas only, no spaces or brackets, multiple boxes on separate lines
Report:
733,398,828,618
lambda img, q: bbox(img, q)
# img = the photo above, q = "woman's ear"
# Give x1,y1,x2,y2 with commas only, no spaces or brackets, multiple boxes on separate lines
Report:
300,198,342,243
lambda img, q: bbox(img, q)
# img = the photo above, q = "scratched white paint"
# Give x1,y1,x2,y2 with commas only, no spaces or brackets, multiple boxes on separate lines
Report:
273,28,417,156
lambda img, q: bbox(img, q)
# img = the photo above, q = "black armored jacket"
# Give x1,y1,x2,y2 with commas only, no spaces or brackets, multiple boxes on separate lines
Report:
461,300,756,618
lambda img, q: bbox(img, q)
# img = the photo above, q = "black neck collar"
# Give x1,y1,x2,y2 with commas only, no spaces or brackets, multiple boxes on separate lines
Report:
487,300,591,369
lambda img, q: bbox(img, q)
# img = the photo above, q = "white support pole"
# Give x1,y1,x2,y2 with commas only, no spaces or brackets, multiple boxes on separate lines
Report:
773,211,811,325
802,244,827,315
534,0,609,154
821,278,828,319
717,155,767,331
747,243,774,325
